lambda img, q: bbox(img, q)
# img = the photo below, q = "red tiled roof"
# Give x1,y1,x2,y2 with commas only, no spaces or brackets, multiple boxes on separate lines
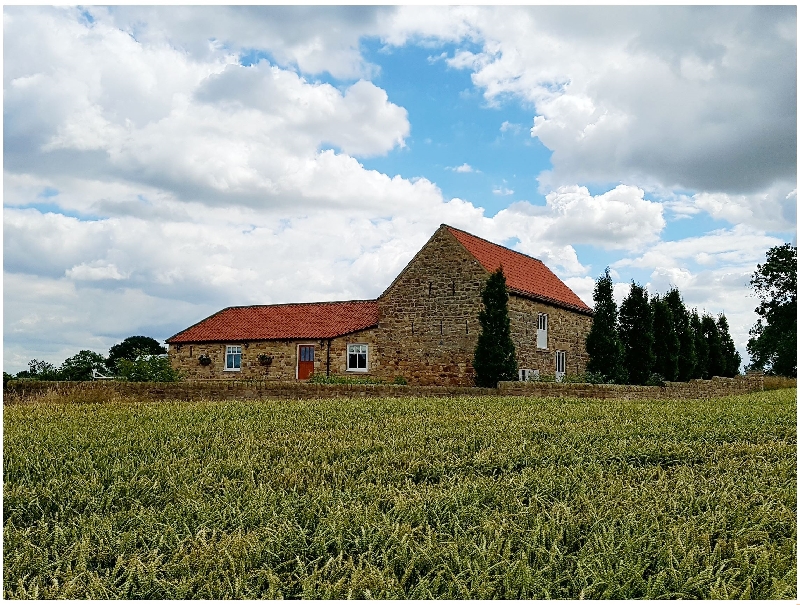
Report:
446,225,592,314
167,300,379,343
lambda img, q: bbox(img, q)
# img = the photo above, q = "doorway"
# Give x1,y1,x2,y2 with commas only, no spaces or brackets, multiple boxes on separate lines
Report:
298,345,315,380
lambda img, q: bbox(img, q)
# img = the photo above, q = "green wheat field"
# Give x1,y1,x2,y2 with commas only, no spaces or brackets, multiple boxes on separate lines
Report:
3,389,796,599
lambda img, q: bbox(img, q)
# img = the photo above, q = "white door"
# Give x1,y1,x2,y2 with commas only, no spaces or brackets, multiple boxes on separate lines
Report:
555,350,566,382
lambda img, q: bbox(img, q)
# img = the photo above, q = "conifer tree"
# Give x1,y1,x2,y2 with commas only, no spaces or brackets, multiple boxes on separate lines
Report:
473,267,517,387
690,310,708,379
651,295,680,381
585,268,625,383
664,288,696,381
717,314,741,377
701,313,724,378
618,282,655,385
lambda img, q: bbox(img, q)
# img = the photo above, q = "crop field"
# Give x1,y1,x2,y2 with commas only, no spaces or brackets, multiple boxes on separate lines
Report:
3,389,796,599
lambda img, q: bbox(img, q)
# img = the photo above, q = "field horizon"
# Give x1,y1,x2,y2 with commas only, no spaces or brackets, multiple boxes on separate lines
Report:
4,389,797,598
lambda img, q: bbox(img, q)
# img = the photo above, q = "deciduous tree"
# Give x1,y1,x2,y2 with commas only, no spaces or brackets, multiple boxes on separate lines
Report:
107,336,166,373
747,244,797,377
59,350,107,381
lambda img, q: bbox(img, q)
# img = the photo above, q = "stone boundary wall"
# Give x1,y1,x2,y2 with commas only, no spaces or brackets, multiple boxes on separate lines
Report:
3,373,777,403
498,373,766,400
3,380,496,402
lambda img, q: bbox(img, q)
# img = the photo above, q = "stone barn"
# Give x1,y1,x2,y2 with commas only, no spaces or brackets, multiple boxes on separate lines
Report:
167,225,594,385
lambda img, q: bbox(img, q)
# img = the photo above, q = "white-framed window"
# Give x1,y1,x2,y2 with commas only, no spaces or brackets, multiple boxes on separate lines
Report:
347,343,368,372
225,345,242,371
555,350,566,382
537,313,548,349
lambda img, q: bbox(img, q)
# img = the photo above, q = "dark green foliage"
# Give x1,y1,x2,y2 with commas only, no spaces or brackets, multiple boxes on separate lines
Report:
717,315,741,377
107,336,167,373
58,350,108,381
4,391,796,599
701,315,724,379
474,267,517,387
585,268,626,383
664,288,697,381
650,296,680,382
618,282,654,385
690,310,708,380
116,355,181,382
16,359,60,381
747,244,797,377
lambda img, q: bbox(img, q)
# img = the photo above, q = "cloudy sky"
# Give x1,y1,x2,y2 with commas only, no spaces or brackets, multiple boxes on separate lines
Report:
3,5,796,373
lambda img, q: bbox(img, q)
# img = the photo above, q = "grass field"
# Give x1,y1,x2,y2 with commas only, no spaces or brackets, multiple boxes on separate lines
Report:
3,389,796,598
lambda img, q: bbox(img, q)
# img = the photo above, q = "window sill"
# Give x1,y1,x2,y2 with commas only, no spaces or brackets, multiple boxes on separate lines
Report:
223,368,241,372
346,368,369,373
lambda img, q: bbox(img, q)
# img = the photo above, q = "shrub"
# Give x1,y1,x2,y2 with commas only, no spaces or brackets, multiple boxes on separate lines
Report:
116,354,182,382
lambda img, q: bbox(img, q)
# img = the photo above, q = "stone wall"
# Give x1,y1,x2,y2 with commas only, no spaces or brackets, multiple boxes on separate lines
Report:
168,327,380,381
374,227,488,385
374,226,593,386
3,373,771,403
498,373,766,400
508,296,592,377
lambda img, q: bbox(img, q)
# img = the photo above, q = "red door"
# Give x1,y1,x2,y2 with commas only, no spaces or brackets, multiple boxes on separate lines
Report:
298,345,315,380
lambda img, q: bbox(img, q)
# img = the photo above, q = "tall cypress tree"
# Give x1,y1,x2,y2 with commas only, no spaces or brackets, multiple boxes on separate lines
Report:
664,287,696,381
585,268,626,383
717,314,741,377
690,309,708,379
618,282,655,385
701,313,724,378
650,295,680,381
473,267,517,387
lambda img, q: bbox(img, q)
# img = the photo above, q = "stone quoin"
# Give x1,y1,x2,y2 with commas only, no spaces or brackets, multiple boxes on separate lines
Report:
167,225,594,385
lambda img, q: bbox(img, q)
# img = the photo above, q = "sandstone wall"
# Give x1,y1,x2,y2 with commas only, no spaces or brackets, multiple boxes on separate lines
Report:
508,296,592,377
168,327,379,381
374,226,593,385
375,227,488,385
498,373,766,400
3,374,770,403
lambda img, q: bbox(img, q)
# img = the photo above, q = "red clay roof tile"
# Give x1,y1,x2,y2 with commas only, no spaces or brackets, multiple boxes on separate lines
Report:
167,300,379,343
446,226,592,314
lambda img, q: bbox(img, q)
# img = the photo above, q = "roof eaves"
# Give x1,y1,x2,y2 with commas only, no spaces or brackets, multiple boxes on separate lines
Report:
165,306,233,344
508,288,594,316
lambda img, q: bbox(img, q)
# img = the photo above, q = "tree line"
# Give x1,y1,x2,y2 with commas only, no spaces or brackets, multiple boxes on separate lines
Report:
586,271,740,385
4,336,181,383
473,242,796,388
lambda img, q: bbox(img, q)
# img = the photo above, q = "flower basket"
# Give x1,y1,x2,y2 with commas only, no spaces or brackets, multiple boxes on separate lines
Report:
198,354,212,366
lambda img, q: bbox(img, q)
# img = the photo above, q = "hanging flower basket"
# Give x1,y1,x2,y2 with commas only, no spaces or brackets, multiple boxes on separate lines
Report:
258,354,273,366
198,354,212,366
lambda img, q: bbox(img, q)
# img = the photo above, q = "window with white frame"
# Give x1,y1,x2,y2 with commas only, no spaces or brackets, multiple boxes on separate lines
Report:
537,313,548,349
225,345,242,371
555,350,566,381
347,344,368,371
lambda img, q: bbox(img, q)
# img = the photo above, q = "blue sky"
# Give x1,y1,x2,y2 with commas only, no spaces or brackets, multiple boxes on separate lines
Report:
3,6,796,372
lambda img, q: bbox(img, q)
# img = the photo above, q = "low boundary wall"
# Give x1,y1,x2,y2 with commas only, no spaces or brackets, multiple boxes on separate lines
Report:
498,373,767,400
3,374,775,403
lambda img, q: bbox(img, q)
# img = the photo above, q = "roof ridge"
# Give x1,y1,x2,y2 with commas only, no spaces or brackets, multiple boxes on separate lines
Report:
222,299,377,310
442,224,545,264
